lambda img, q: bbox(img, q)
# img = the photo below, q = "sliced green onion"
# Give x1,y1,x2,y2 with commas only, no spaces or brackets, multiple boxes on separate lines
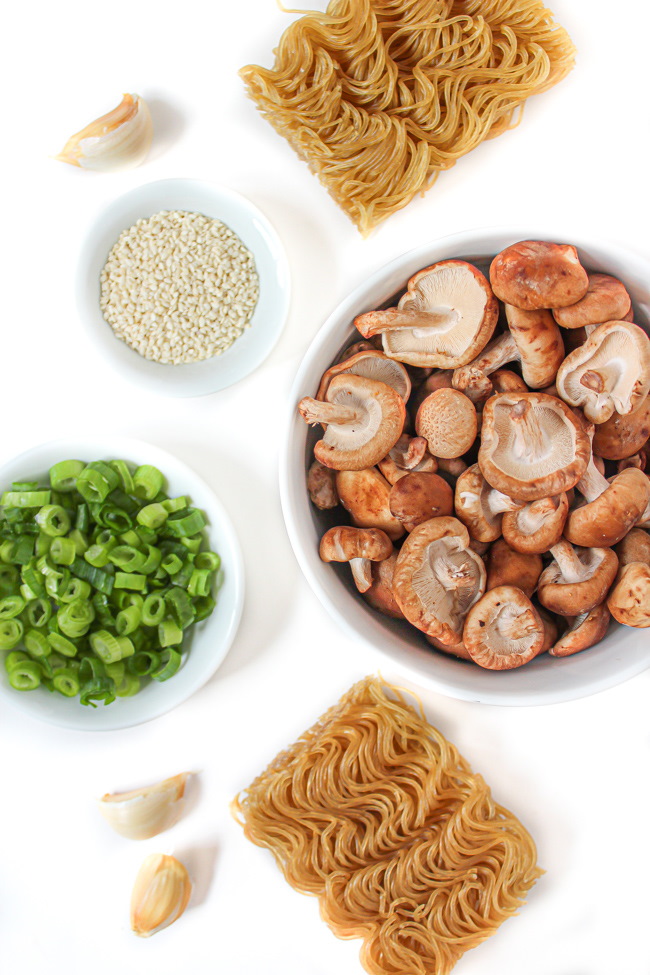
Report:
142,593,166,626
165,587,195,629
47,632,79,657
52,668,80,697
133,465,164,501
25,598,52,628
0,595,25,619
136,502,168,529
50,536,76,566
109,460,135,494
71,558,114,595
188,568,212,598
127,650,161,676
116,604,141,636
58,599,95,638
8,660,41,690
35,505,71,537
161,552,183,576
24,629,51,657
162,497,189,513
163,508,207,538
158,618,183,647
152,648,182,681
49,460,85,493
0,619,24,649
114,572,146,591
4,650,29,672
76,468,111,503
114,673,140,697
1,490,52,508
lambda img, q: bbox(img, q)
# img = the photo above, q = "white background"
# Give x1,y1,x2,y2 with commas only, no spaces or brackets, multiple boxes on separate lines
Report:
3,1,650,973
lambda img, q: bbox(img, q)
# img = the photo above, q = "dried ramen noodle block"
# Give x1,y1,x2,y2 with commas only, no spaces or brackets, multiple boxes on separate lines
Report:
240,0,575,233
233,676,541,975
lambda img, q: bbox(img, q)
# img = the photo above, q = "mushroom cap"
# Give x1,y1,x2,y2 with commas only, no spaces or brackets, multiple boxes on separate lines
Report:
354,261,498,368
537,545,618,616
462,586,545,670
548,602,611,657
388,472,453,532
607,562,650,627
553,273,631,329
307,460,339,510
555,320,650,423
489,241,589,310
615,528,650,567
392,517,486,644
501,494,569,554
486,538,543,598
536,605,559,654
316,349,411,403
565,468,650,548
592,393,650,460
478,392,591,501
362,550,405,620
415,387,478,459
504,305,565,388
425,633,473,660
301,373,406,471
335,467,405,541
319,526,393,564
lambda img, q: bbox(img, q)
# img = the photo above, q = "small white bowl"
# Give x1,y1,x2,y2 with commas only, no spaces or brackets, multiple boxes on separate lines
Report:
0,437,244,731
76,178,291,397
280,227,650,707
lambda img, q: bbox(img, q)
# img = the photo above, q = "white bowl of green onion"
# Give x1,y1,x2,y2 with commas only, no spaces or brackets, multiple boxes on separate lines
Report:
0,438,244,731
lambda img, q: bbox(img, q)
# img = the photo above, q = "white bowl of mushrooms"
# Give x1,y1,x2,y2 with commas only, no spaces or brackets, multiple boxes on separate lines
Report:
280,228,650,706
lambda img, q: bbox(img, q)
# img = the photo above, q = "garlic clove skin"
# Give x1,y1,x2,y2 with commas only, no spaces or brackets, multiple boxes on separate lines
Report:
130,854,192,938
56,93,153,172
98,771,192,840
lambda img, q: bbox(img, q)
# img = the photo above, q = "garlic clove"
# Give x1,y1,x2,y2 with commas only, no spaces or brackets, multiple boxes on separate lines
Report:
98,771,192,840
130,853,192,938
56,93,153,171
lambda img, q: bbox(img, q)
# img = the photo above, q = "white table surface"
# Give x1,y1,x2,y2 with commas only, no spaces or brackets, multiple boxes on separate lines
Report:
3,1,650,972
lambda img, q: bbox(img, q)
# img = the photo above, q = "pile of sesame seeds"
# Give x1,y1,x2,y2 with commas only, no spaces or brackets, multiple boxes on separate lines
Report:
100,210,260,365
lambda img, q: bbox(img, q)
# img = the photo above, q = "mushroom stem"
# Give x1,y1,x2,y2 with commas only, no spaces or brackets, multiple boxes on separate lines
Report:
576,457,611,503
549,539,588,583
516,496,561,533
453,333,518,402
580,369,605,393
432,556,472,590
496,604,540,642
298,397,361,427
510,399,545,463
487,488,525,515
349,557,373,593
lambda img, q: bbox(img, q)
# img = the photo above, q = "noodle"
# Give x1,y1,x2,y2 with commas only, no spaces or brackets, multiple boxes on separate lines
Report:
240,0,575,233
233,676,541,975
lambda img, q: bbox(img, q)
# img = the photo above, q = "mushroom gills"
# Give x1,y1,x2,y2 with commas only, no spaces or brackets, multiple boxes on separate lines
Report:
493,401,575,481
322,389,383,451
481,602,541,657
412,536,483,632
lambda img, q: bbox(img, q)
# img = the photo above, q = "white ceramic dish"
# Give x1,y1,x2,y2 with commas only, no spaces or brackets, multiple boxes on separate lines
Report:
76,178,291,397
0,437,244,730
280,227,650,707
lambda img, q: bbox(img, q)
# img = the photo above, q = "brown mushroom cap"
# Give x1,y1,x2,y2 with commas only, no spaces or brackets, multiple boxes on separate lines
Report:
592,393,650,460
362,550,405,619
478,392,591,501
607,562,650,627
565,467,650,548
537,538,618,616
548,602,611,657
486,538,543,598
298,373,406,471
415,387,478,458
316,349,411,403
553,273,631,329
319,526,393,593
555,320,650,423
615,528,650,567
307,460,339,510
536,605,559,654
425,633,473,661
388,472,453,532
462,586,545,670
501,494,569,554
335,468,405,541
354,261,498,368
490,369,529,394
489,241,589,310
454,464,525,543
392,517,486,644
